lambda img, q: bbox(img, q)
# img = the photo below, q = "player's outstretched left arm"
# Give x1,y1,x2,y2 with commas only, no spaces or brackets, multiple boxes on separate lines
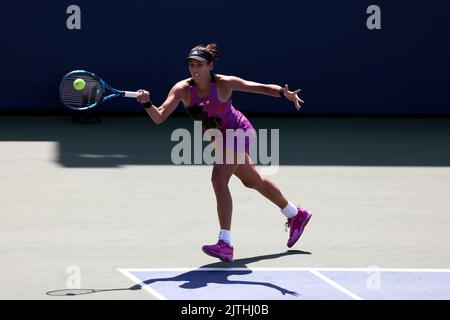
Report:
224,76,304,110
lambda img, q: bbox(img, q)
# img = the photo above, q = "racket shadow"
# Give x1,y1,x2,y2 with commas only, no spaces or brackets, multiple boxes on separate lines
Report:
46,285,142,297
45,250,310,297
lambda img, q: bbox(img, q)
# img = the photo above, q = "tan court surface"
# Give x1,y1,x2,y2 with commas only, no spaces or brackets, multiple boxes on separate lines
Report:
1,116,449,299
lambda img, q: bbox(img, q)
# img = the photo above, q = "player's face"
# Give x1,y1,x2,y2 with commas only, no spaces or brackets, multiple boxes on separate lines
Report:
188,60,212,81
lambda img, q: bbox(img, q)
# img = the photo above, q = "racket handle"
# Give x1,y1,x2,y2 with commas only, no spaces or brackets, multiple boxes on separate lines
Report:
124,91,139,98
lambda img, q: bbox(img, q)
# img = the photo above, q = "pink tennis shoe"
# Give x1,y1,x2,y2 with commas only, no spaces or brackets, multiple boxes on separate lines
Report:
202,207,311,261
202,240,234,262
285,207,312,248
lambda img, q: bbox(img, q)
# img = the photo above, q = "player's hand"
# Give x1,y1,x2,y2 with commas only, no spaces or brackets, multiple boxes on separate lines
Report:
136,89,150,104
284,84,304,111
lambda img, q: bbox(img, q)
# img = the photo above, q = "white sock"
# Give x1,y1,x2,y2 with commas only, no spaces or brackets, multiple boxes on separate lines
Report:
219,229,232,245
281,201,298,219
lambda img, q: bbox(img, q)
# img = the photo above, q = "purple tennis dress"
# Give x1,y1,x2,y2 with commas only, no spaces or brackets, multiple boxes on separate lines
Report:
185,75,255,153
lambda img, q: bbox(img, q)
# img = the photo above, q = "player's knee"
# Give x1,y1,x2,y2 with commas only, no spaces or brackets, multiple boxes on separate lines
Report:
241,177,261,190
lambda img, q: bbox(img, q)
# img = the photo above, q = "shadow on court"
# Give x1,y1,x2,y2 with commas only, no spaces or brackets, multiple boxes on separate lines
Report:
45,250,310,297
1,115,450,167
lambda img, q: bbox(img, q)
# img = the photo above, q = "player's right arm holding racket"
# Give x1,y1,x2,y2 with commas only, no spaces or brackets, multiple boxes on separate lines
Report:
136,82,186,125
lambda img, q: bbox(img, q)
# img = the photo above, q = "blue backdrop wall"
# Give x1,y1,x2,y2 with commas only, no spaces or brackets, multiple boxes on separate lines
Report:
0,0,449,115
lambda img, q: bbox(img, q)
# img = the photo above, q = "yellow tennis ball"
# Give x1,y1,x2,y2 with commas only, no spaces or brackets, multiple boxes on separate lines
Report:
73,78,86,91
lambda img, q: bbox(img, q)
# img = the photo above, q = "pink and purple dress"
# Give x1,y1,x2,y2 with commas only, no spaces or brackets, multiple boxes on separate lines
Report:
185,75,255,154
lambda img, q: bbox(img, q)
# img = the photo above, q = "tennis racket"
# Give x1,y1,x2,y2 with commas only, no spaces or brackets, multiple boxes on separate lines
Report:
59,70,139,111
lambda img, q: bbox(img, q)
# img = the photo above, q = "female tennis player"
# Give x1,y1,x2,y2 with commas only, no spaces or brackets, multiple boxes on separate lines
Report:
136,43,312,262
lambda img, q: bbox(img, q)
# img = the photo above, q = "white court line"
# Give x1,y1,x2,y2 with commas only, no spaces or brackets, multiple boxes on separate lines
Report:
118,268,167,300
304,268,450,273
309,270,363,300
120,267,450,273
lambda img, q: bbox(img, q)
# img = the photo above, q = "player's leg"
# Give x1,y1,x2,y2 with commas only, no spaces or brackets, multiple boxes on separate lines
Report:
233,153,312,248
211,161,240,230
233,153,288,208
202,158,239,262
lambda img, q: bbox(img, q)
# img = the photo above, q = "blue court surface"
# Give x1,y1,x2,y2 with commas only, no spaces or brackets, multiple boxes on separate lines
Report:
118,268,450,300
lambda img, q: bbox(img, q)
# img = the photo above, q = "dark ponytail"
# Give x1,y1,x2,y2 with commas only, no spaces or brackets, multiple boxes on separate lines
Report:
205,43,220,61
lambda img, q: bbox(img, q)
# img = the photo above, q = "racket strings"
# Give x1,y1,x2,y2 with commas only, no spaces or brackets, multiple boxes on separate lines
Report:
59,73,104,110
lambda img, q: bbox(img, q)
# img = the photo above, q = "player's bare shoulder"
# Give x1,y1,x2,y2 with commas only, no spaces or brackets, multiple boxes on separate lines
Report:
170,79,189,97
173,78,191,106
173,79,190,92
215,74,235,84
214,74,235,101
215,74,239,90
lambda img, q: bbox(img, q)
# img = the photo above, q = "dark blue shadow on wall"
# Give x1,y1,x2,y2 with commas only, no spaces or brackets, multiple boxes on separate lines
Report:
0,115,450,167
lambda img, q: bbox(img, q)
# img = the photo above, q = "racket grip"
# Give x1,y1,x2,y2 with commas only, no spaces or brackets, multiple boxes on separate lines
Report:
124,91,139,98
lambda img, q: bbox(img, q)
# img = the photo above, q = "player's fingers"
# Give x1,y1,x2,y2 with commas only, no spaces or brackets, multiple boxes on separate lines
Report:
137,91,146,102
294,89,302,94
138,90,145,98
140,90,149,96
